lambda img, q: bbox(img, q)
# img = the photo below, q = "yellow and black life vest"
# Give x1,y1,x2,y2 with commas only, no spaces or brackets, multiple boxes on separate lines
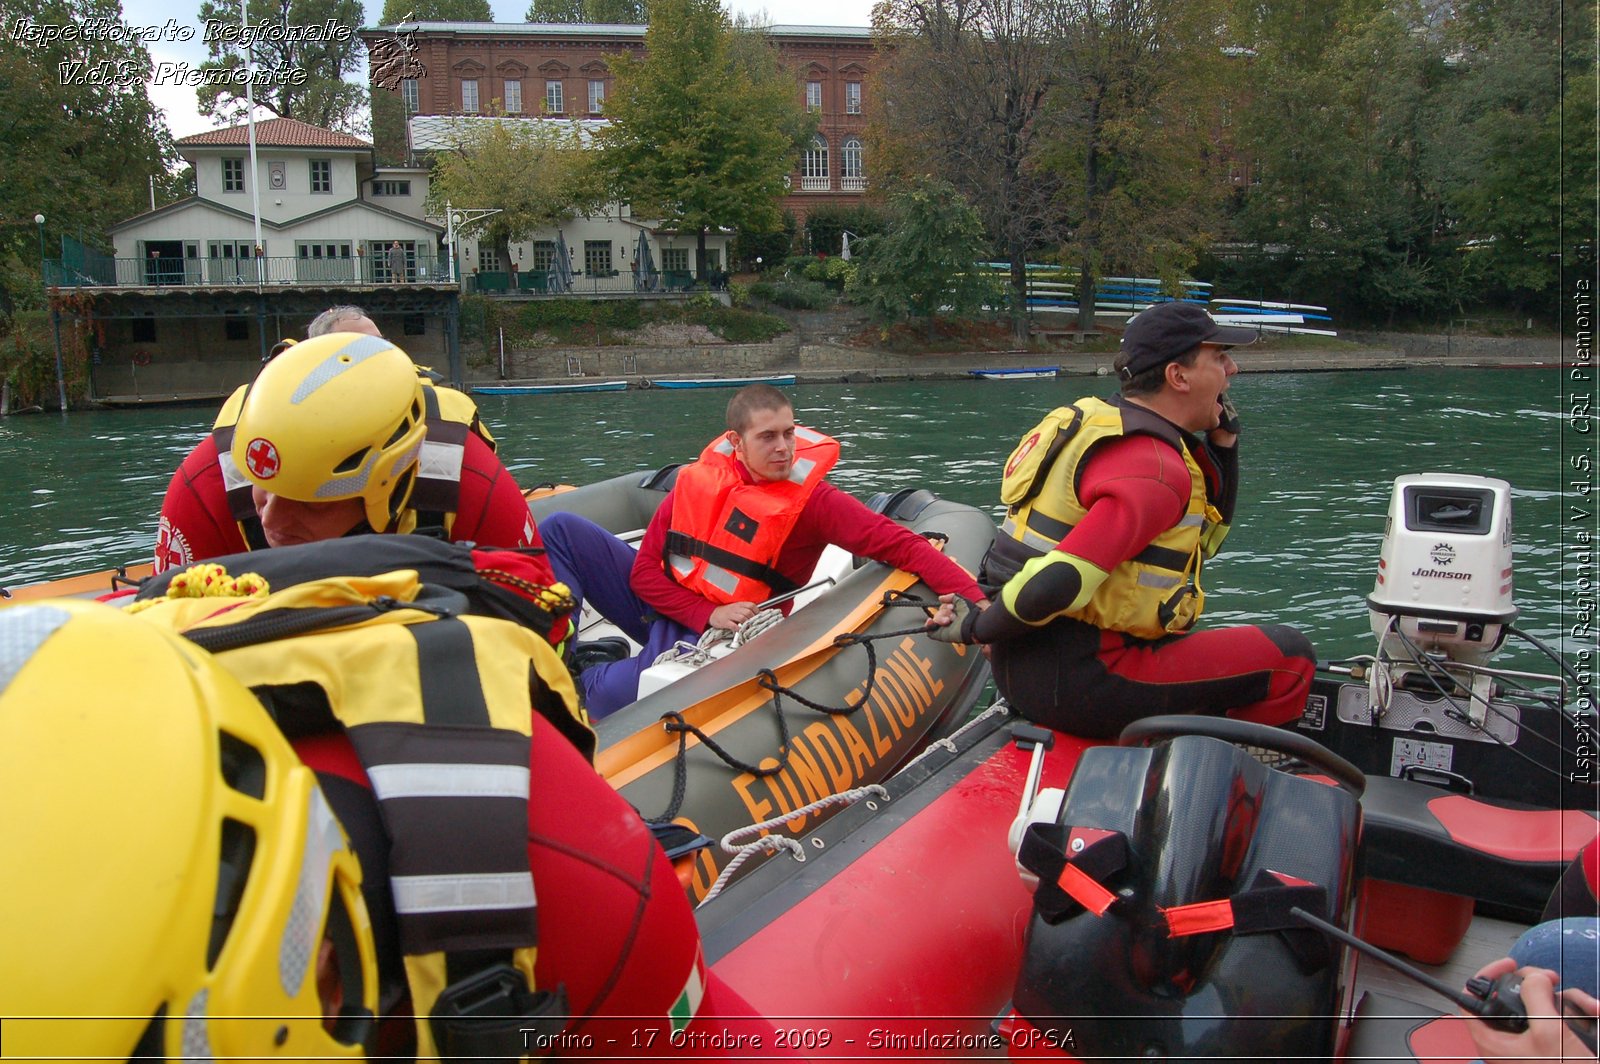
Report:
985,396,1222,639
130,557,587,1060
663,427,840,606
212,375,493,550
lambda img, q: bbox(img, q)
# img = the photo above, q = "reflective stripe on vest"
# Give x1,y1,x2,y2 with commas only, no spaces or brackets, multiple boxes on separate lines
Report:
994,396,1214,639
663,427,840,608
130,575,577,1059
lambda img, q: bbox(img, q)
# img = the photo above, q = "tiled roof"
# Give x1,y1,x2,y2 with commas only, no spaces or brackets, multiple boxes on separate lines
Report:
177,118,370,150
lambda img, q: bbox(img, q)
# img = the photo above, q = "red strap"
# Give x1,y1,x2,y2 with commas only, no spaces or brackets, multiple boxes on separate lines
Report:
1162,898,1235,937
1057,860,1118,917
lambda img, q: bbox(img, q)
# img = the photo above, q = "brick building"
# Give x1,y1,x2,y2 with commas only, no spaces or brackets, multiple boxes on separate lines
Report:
362,21,874,219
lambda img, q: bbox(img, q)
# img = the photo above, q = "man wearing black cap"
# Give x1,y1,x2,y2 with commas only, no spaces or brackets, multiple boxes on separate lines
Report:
933,301,1316,738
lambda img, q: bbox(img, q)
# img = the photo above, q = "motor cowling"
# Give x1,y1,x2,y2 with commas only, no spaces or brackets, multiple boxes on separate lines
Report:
1008,736,1360,1060
1368,473,1517,668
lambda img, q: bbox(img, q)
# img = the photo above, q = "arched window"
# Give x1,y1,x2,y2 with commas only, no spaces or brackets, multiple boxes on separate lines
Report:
802,135,829,191
841,137,865,191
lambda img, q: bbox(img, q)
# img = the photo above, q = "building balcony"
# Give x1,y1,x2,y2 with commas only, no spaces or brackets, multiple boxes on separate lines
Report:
467,269,724,297
43,255,455,289
800,176,830,191
841,176,867,192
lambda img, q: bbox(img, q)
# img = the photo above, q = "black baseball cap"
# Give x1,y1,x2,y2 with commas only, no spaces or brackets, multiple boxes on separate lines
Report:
1117,302,1258,381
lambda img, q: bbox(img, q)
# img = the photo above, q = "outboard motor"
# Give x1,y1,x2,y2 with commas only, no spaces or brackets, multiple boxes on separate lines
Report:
1003,728,1360,1060
1367,473,1517,717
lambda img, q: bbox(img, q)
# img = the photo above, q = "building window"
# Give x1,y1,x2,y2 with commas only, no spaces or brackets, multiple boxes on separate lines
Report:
461,79,479,112
583,240,611,275
842,137,865,190
372,179,411,196
845,81,861,114
309,159,332,194
130,317,156,343
223,157,244,192
296,242,351,258
224,315,248,341
403,314,426,336
661,247,688,273
532,241,556,271
504,79,522,113
478,247,501,272
806,81,822,112
588,79,605,113
401,78,419,113
802,135,829,190
545,79,564,114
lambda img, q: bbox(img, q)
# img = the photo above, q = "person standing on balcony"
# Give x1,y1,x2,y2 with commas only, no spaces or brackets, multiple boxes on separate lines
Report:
386,240,406,283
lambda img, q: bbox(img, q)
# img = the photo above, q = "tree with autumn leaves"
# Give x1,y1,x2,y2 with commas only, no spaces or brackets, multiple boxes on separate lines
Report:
597,0,812,281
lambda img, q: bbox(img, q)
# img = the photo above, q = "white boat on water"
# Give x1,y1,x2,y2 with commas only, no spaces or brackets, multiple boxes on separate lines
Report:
970,367,1060,381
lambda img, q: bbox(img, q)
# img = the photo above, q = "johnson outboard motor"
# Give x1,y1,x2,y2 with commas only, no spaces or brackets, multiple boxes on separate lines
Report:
1001,718,1362,1060
1367,473,1518,717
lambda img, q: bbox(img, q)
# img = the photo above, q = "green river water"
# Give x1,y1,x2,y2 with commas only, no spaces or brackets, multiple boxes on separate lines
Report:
1,366,1586,669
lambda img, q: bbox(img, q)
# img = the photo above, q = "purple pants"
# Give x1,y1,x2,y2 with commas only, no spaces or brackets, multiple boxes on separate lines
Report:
540,511,695,718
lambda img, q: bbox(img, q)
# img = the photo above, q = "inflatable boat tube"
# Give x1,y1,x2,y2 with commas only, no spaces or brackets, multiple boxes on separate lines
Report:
528,468,997,899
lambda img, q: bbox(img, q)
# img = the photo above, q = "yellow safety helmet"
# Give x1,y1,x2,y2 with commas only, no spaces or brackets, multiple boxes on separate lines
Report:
0,600,378,1058
232,331,428,534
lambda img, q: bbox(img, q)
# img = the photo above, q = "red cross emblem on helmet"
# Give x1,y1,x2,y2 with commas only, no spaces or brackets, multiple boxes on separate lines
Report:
245,437,281,480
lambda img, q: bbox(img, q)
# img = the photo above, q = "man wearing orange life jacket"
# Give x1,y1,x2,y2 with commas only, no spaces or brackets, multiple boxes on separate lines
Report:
541,383,989,717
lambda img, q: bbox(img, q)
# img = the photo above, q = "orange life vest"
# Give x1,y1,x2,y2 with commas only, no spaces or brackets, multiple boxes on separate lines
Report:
663,426,840,606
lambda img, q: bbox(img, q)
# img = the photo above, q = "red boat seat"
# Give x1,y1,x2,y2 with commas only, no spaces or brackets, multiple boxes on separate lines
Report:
1360,775,1600,924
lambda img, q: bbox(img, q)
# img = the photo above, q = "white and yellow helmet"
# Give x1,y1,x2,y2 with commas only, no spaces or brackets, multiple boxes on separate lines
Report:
0,599,378,1057
232,332,428,533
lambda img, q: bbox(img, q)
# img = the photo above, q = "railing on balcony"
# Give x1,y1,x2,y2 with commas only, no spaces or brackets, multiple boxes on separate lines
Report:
467,269,721,296
841,176,867,192
43,255,454,288
800,176,830,191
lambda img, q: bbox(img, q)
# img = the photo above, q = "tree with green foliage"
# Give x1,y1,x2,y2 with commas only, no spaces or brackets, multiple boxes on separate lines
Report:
1044,0,1235,330
1228,0,1454,321
1424,0,1588,314
424,119,604,277
872,0,1064,341
526,0,646,23
195,0,367,132
0,0,180,315
851,176,998,338
381,0,491,18
597,0,810,279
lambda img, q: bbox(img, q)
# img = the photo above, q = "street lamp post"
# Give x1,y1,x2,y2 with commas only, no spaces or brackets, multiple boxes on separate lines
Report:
35,213,68,415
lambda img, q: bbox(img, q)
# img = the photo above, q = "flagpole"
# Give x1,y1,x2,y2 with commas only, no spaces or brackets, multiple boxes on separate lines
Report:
240,0,264,268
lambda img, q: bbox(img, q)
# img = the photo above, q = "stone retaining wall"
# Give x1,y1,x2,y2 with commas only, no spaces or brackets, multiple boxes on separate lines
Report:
495,335,801,380
1342,331,1567,362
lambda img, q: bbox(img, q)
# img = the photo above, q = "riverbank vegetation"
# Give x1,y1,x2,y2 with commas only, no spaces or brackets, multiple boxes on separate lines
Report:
0,0,1585,373
867,0,1591,336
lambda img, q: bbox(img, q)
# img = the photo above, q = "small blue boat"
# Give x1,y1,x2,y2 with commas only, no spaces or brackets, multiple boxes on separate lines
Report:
969,366,1059,381
647,373,797,390
474,380,629,396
